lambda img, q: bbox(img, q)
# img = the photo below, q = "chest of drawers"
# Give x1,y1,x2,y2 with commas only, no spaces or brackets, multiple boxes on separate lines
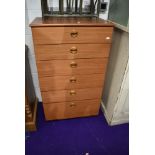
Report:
30,17,113,120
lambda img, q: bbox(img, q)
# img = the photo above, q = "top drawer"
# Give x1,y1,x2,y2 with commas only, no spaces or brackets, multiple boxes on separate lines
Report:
32,27,113,45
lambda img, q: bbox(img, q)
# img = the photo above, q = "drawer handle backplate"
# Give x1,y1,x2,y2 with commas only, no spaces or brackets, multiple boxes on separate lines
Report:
70,62,77,68
70,77,77,83
70,31,78,38
70,102,76,107
70,47,78,54
70,90,76,95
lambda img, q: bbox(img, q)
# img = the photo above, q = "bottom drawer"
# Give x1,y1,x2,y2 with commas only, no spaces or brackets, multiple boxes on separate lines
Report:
43,99,100,120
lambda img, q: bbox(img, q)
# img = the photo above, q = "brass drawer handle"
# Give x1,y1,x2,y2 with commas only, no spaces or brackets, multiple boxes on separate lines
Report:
70,31,78,38
70,90,76,95
70,47,77,54
70,77,77,83
70,102,76,107
70,62,77,68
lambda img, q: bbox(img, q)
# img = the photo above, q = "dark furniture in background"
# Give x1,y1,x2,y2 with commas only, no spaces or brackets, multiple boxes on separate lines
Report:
25,45,38,131
41,0,102,18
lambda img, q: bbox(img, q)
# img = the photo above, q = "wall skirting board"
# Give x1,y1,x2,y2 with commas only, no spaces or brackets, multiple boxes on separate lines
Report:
100,101,111,125
101,101,129,126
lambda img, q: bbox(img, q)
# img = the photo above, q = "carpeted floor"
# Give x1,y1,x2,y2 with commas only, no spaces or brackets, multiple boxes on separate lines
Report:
25,102,129,155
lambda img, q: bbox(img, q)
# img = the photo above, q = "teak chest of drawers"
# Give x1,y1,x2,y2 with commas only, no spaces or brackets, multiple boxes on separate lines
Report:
30,17,114,120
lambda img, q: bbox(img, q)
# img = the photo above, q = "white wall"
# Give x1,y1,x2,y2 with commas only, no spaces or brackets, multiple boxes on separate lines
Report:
25,0,110,101
112,63,129,124
25,0,42,101
101,28,129,125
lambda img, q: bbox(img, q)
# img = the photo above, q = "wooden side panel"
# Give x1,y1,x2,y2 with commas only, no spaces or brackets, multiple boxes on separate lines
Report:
35,44,111,60
39,74,104,91
43,99,100,120
41,87,102,103
32,27,113,44
37,58,108,77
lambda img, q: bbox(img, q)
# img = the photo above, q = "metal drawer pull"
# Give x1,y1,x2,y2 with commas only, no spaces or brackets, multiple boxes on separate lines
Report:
70,102,76,107
70,47,77,54
70,31,78,38
70,62,77,68
106,36,111,40
70,90,76,95
70,77,77,83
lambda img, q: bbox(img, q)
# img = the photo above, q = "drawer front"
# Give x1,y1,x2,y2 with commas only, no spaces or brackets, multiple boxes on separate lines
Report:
35,44,111,60
43,99,100,120
41,87,102,103
32,27,113,44
39,74,104,91
37,58,108,77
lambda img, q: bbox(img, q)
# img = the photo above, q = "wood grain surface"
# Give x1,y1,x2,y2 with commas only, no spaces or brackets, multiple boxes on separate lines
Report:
43,99,100,120
32,27,113,44
30,17,114,27
37,58,108,77
39,74,104,91
41,87,102,103
35,44,111,60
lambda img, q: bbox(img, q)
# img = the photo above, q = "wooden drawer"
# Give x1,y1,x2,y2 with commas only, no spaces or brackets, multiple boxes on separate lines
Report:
43,99,100,120
41,87,102,103
35,44,111,60
32,27,113,44
37,58,108,77
39,74,104,91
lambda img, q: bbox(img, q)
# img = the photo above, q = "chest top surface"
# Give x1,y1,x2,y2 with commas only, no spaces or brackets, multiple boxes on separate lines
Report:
30,17,114,27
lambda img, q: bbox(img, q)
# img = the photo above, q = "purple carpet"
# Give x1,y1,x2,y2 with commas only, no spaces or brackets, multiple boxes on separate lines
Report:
25,102,129,155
